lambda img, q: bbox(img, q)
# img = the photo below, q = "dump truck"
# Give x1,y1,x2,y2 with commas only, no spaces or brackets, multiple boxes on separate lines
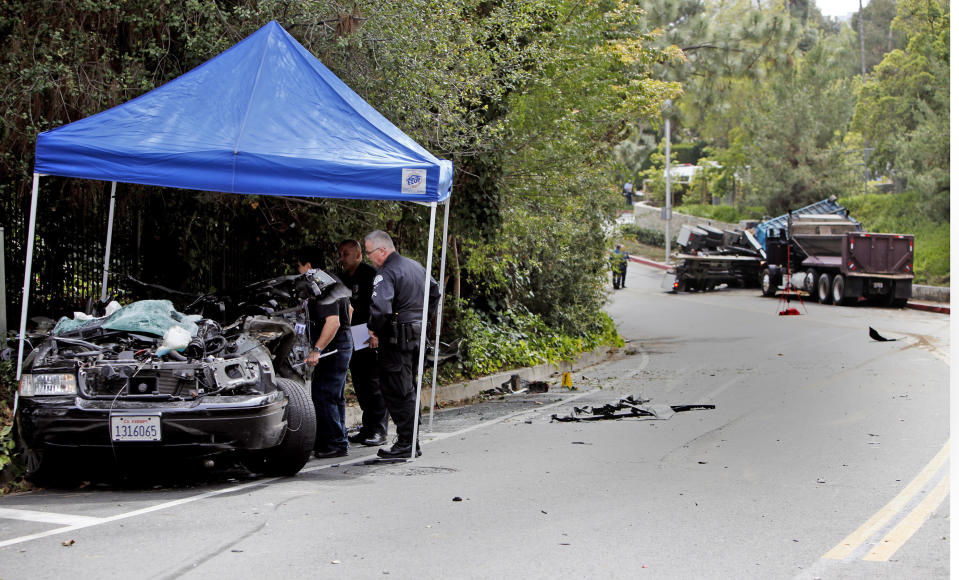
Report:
756,198,914,307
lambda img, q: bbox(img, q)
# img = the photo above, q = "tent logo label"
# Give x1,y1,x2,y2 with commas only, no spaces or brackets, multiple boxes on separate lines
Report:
402,169,427,194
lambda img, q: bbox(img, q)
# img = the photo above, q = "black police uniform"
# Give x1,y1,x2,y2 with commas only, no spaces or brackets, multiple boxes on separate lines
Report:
339,261,389,442
368,251,440,454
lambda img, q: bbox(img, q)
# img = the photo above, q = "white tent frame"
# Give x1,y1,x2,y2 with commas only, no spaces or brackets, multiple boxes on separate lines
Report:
16,172,451,462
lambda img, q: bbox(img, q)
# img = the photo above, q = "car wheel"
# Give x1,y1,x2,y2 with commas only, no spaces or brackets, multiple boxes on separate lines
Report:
255,378,316,477
817,273,832,304
21,445,75,487
761,269,777,297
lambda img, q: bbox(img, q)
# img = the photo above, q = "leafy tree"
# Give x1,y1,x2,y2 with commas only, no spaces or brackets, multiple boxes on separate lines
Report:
851,0,949,219
740,36,861,213
851,0,906,72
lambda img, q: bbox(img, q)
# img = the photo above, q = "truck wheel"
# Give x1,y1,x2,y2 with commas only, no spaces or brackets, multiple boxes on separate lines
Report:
831,274,853,306
817,273,833,304
760,269,777,297
253,378,316,477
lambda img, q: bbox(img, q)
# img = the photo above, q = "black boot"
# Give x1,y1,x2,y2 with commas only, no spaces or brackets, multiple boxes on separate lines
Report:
377,443,422,458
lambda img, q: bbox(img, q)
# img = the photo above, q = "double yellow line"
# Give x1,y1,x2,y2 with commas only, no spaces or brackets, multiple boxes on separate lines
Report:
824,439,950,561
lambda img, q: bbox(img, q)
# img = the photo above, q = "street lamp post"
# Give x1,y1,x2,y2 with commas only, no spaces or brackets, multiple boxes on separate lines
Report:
663,100,672,265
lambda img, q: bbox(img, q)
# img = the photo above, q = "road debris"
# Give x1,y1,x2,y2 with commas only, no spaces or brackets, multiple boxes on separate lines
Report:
869,327,900,342
550,395,715,422
482,374,551,397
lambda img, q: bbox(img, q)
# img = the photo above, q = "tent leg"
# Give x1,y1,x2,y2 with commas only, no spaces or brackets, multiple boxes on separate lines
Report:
411,203,438,459
100,181,117,303
428,198,451,431
16,173,41,392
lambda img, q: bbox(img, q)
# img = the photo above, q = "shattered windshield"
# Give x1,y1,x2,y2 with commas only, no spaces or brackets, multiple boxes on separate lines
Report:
53,299,199,338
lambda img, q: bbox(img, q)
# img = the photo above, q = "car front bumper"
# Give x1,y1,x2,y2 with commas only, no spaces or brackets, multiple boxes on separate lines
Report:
16,390,288,453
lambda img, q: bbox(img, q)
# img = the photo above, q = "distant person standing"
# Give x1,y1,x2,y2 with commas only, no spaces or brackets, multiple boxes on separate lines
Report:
623,181,634,205
610,244,630,290
337,239,389,447
364,230,439,459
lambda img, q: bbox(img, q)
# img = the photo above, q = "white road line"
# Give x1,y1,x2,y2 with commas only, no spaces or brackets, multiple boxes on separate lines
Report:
0,508,103,526
0,477,276,549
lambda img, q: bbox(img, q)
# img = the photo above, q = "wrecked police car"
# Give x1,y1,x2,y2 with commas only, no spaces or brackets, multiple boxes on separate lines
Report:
15,270,348,482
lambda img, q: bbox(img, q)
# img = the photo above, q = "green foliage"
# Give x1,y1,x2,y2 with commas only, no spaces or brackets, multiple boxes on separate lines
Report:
676,204,766,224
618,224,665,248
0,360,21,489
840,193,949,286
851,0,950,220
0,360,14,411
447,303,622,377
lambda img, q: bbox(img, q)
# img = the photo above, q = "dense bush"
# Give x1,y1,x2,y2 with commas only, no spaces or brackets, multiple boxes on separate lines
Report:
0,360,20,490
445,302,622,377
618,224,666,248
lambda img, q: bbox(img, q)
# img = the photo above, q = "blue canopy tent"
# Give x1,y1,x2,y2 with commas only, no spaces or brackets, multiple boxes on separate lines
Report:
19,21,453,457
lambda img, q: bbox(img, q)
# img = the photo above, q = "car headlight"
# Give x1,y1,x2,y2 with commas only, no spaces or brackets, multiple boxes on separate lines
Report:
19,373,78,397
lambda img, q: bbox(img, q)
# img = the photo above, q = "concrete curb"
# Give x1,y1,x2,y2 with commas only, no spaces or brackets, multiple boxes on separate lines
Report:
905,301,950,315
345,345,621,428
629,255,671,271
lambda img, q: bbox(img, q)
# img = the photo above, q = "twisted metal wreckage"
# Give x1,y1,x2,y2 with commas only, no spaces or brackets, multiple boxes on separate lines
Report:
551,395,715,422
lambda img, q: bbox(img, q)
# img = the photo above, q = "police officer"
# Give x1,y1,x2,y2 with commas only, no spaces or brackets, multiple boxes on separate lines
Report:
338,239,389,446
364,230,439,459
296,247,354,459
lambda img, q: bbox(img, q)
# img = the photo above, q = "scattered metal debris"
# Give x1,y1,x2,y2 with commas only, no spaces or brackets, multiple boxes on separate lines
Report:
482,374,550,397
551,395,715,422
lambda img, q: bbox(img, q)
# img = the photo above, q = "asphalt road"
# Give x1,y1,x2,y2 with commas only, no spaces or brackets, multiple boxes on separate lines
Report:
0,264,950,579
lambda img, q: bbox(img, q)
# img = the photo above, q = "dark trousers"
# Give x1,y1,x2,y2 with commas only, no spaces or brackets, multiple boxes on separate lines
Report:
311,334,353,452
613,267,626,289
349,346,388,437
377,346,419,448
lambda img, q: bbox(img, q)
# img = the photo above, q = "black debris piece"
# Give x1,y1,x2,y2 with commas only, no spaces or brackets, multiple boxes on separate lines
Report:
551,395,715,422
868,327,899,342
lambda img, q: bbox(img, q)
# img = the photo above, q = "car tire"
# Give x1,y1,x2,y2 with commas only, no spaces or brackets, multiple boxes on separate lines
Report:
761,268,777,297
21,445,77,487
255,378,316,477
817,273,832,304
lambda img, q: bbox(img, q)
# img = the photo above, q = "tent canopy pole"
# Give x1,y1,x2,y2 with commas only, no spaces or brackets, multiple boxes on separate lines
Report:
410,202,438,459
428,198,451,431
16,173,42,385
100,181,118,303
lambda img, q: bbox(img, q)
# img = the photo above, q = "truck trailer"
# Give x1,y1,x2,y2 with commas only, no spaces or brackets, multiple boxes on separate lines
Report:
756,198,914,307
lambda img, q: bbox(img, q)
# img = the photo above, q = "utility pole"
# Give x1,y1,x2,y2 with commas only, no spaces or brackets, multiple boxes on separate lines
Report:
859,0,869,196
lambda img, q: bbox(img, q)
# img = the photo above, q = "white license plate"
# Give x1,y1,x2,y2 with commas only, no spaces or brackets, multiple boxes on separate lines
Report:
873,281,886,289
110,415,161,442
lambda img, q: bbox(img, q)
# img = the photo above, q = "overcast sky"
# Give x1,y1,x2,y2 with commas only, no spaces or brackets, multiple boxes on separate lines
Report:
817,0,869,18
